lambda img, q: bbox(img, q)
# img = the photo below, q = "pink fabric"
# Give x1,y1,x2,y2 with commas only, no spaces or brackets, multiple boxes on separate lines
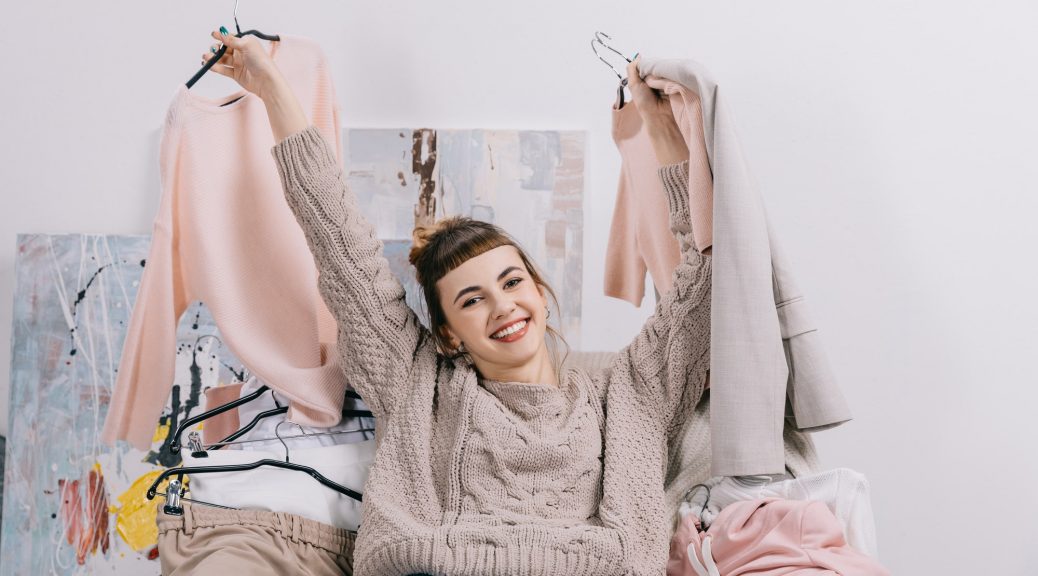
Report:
668,513,705,576
605,87,714,306
604,103,681,305
200,383,245,446
103,36,347,448
668,499,890,576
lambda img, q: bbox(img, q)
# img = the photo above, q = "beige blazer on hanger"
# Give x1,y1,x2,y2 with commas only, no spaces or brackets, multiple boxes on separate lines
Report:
637,56,853,477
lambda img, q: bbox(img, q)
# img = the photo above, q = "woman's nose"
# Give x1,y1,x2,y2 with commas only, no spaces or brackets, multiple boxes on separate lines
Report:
492,294,517,318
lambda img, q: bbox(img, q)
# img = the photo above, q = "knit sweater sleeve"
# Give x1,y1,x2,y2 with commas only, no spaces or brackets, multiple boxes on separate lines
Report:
620,160,711,427
271,126,429,417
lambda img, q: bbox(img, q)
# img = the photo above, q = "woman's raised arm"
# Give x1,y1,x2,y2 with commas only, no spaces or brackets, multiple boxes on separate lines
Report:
203,30,431,417
616,59,712,424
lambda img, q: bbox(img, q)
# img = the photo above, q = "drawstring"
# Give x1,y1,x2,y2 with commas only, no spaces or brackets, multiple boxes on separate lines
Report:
687,535,720,576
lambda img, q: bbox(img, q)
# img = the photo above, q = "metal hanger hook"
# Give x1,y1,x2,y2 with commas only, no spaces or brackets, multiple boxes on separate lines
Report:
274,420,292,463
594,32,632,61
233,0,243,35
591,31,634,82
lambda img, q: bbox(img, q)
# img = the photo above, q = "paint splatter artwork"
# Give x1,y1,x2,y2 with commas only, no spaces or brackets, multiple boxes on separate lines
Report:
344,129,586,345
1,234,244,574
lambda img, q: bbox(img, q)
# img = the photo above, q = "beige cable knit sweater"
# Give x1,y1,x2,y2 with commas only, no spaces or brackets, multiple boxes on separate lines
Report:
273,126,742,575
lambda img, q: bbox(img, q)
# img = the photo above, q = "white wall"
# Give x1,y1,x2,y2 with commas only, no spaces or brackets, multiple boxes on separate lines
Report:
2,1,1036,573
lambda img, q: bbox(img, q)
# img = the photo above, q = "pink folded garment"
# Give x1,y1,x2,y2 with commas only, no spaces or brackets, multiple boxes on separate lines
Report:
668,498,890,576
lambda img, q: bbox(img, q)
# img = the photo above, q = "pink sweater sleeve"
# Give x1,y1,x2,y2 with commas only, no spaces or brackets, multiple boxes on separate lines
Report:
620,160,712,426
603,159,649,306
271,127,431,417
102,116,192,447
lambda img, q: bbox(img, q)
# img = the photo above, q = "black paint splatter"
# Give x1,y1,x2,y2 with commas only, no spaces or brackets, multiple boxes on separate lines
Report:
68,264,111,357
144,336,215,467
72,265,109,309
144,383,183,468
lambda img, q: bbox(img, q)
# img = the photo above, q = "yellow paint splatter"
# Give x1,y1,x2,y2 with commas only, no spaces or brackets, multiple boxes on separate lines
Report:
113,470,185,552
152,423,170,444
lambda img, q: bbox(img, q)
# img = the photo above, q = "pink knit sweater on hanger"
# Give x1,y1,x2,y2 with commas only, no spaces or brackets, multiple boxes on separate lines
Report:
605,93,714,307
103,36,347,448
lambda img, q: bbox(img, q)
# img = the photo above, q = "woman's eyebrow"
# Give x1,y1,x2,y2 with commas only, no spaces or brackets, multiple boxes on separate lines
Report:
497,266,521,281
453,266,523,305
453,285,480,305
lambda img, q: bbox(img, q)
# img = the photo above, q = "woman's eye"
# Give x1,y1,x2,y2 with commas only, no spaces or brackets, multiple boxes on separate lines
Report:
504,277,522,289
462,297,481,308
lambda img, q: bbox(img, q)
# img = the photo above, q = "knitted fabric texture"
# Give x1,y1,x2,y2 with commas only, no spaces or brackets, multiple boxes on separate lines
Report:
565,352,820,524
273,126,711,576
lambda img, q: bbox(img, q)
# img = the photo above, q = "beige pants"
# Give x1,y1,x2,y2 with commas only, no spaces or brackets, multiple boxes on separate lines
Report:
157,502,355,575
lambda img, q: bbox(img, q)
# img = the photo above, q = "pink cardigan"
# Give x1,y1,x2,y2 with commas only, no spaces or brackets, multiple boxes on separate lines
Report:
103,36,347,448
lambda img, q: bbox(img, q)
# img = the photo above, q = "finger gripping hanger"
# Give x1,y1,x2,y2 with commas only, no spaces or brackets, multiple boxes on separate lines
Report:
186,0,281,88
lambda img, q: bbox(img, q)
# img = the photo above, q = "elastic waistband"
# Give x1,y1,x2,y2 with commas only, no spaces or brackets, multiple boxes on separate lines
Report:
157,501,355,554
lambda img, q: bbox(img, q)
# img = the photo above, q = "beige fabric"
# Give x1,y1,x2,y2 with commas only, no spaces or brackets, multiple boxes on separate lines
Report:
638,56,853,477
566,303,813,573
567,352,820,525
156,502,354,576
273,127,711,575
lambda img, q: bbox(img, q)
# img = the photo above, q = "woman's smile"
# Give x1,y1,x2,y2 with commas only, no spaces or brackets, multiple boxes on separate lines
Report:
490,317,531,342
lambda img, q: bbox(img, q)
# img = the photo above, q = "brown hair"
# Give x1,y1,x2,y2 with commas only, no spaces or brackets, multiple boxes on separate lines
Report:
408,216,568,370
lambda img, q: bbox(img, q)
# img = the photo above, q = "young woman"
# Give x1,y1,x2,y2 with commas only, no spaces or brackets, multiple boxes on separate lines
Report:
203,28,709,576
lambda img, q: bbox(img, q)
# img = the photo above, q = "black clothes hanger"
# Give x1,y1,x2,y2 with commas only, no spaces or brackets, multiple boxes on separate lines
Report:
169,384,366,454
147,458,363,504
204,421,377,451
186,0,281,88
147,422,366,512
209,400,373,453
591,31,635,109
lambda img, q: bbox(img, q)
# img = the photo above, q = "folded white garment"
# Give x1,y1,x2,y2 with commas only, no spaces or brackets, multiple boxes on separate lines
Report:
183,440,376,531
232,376,376,451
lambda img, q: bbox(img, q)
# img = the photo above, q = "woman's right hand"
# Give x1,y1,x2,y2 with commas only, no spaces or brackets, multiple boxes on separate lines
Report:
201,27,308,141
201,27,282,99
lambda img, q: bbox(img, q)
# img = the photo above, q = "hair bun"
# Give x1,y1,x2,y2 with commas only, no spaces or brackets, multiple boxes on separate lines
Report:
409,221,443,267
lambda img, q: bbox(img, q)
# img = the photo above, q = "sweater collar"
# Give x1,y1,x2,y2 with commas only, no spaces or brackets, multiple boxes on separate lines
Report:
479,375,571,419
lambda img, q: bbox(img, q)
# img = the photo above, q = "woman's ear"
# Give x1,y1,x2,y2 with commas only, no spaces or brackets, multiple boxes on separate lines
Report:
440,324,460,351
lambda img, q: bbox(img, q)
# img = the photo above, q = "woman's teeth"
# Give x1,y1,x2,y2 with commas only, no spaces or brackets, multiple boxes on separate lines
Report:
491,320,527,339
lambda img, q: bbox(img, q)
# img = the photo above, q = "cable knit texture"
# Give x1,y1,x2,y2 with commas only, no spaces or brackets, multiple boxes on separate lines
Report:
273,126,711,576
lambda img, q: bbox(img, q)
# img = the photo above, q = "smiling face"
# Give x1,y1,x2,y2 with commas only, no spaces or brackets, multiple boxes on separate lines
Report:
436,245,551,376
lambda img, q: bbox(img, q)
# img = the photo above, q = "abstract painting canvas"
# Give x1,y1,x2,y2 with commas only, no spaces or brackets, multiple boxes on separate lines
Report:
1,234,243,575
